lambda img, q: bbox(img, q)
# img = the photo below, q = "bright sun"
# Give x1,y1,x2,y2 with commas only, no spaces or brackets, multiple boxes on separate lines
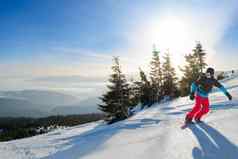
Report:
128,16,196,74
147,17,194,67
157,18,189,51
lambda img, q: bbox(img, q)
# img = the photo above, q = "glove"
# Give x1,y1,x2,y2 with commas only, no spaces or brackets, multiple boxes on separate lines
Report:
190,92,195,100
225,92,232,100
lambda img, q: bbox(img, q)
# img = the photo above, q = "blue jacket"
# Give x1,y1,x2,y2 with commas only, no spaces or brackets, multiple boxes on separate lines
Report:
191,74,228,98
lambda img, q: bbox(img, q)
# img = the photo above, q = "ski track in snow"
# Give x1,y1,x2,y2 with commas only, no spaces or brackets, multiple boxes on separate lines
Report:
1,77,238,159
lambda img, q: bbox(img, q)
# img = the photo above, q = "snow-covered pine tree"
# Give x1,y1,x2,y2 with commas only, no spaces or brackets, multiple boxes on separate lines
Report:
150,47,163,103
162,52,178,98
98,57,130,122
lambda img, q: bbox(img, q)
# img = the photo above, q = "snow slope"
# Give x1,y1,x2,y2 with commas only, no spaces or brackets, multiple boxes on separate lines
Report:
1,77,238,159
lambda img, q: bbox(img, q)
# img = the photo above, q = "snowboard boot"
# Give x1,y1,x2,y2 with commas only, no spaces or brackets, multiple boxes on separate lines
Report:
185,116,193,124
195,118,202,123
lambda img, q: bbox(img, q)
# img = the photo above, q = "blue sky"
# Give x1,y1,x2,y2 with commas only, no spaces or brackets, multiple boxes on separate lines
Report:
0,1,126,58
0,0,238,97
0,0,155,60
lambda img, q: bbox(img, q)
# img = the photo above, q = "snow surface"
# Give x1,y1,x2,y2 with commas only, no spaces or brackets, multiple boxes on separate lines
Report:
1,76,238,159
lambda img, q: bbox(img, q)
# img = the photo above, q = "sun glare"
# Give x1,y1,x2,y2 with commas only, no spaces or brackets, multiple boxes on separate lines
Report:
147,17,194,67
157,18,189,50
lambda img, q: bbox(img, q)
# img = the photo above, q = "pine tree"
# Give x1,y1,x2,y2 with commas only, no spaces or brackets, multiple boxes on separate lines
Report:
128,78,141,108
162,52,178,98
179,42,207,96
149,48,163,103
139,68,152,108
98,57,130,122
127,68,152,109
193,42,207,73
179,53,200,96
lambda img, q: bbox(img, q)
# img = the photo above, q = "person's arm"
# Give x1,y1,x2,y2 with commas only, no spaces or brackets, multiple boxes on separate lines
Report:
214,80,232,100
191,82,198,93
190,77,202,100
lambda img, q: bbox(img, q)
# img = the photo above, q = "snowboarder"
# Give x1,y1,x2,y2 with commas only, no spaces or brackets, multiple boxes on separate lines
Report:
185,67,232,124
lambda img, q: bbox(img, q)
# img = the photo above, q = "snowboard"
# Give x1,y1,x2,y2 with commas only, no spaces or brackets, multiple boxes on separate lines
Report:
181,121,206,129
181,121,195,129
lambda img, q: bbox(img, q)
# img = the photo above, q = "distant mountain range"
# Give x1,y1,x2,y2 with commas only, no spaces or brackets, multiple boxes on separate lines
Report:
0,90,79,106
0,90,101,118
51,97,101,115
0,97,49,117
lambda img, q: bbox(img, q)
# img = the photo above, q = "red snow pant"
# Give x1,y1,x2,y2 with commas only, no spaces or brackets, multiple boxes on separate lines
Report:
186,95,210,120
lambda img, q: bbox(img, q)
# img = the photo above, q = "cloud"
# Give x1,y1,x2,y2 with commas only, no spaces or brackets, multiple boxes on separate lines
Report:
0,47,114,97
0,74,106,100
31,75,107,83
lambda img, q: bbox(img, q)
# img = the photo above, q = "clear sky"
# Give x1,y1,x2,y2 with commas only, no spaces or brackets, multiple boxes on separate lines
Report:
0,0,238,97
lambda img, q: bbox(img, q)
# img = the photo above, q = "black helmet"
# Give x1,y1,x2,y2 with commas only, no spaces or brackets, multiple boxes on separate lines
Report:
206,67,215,75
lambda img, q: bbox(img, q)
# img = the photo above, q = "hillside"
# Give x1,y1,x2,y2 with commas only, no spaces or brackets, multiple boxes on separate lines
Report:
0,75,238,159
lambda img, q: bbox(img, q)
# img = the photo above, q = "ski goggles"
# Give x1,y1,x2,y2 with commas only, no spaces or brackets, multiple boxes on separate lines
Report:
206,72,212,78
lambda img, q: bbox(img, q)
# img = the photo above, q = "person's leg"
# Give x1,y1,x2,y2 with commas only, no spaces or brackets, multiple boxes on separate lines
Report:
186,95,202,120
194,97,210,120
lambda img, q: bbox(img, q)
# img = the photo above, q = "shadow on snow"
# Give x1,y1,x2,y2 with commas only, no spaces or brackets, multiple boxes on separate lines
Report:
41,118,160,159
210,101,238,111
189,122,238,159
